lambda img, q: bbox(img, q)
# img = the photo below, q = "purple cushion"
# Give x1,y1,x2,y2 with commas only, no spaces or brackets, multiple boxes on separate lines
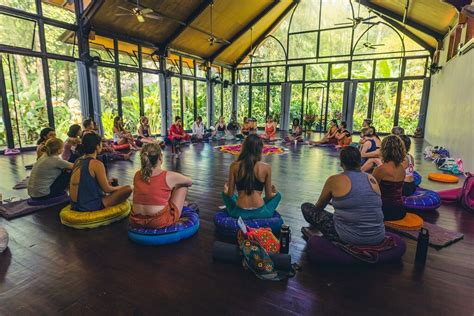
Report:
307,232,406,265
403,188,441,210
27,193,69,206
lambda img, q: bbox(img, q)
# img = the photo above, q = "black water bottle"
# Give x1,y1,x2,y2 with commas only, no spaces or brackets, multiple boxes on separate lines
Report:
415,228,429,265
279,224,291,254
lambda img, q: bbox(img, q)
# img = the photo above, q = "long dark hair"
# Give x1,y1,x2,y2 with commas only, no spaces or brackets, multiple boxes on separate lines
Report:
114,116,123,131
236,134,264,195
37,127,55,145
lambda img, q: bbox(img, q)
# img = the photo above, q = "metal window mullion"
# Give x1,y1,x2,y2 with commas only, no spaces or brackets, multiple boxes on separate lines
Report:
394,58,406,126
138,45,144,117
114,38,122,117
0,56,15,148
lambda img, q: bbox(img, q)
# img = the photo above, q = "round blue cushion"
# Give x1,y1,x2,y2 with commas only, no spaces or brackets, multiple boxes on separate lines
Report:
128,207,199,245
413,171,422,186
214,210,283,237
403,188,441,210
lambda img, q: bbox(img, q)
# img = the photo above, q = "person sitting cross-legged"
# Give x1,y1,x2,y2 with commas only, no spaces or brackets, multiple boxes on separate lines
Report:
222,134,281,219
301,146,385,245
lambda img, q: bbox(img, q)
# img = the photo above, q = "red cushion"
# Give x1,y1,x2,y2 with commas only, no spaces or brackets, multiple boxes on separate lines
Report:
112,143,130,151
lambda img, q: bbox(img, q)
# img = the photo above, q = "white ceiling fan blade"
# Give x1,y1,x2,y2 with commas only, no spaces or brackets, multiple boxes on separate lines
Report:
115,13,134,16
144,14,162,20
117,6,130,12
136,14,145,23
141,8,154,14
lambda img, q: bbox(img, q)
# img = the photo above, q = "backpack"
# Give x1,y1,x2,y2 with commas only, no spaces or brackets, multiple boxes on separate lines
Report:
459,173,474,212
437,158,464,175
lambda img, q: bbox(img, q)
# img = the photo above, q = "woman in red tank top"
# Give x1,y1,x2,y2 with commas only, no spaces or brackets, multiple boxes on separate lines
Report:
261,116,277,141
130,143,193,229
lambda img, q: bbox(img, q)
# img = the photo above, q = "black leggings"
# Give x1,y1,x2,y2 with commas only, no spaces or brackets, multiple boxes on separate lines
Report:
402,181,417,196
301,203,341,242
32,170,71,200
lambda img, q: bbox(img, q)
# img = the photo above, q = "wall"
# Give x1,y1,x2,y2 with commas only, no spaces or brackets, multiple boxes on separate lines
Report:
425,48,474,172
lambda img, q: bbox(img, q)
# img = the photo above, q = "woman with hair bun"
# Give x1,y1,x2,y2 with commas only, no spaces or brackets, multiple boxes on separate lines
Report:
36,127,56,159
130,143,193,229
28,138,73,200
372,135,407,221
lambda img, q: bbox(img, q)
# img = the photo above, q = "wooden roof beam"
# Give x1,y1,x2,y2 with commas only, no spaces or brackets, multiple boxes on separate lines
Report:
159,0,213,50
233,0,298,67
357,0,445,40
377,15,436,55
209,0,282,63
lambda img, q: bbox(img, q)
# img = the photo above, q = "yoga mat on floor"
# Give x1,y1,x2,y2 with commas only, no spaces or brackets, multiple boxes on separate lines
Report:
12,176,29,190
0,194,69,219
387,222,464,249
212,241,292,271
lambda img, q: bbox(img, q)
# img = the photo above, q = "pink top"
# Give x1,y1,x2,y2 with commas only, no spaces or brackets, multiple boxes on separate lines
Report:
133,171,172,205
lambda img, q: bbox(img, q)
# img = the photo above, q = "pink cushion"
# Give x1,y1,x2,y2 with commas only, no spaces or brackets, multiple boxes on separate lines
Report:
437,188,461,202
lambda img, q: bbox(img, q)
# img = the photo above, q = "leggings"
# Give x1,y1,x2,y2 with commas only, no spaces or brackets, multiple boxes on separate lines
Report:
221,192,281,219
301,203,340,242
32,170,71,200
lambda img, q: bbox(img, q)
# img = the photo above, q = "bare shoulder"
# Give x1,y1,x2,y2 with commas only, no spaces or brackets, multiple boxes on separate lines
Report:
367,173,378,185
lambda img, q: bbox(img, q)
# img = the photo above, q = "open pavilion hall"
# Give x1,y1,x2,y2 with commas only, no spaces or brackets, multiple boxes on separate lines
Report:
0,0,473,315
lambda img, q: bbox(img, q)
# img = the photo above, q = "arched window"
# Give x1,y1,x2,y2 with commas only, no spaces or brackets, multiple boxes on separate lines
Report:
253,36,287,62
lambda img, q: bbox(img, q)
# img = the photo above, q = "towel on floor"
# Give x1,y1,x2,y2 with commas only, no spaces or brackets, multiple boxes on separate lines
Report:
0,194,69,219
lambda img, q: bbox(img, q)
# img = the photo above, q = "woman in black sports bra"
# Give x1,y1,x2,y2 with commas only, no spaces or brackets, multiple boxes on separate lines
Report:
222,134,281,219
212,116,227,140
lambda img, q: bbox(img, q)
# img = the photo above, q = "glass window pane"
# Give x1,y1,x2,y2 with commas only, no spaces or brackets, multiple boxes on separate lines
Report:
404,58,426,77
254,37,286,62
375,59,401,78
118,41,138,67
196,63,206,78
306,64,328,81
252,86,266,127
0,91,6,148
42,2,76,24
196,81,207,128
290,84,302,123
289,65,303,81
320,0,353,29
399,80,423,135
2,54,48,147
0,0,35,13
142,52,159,70
269,85,281,123
45,25,78,57
305,87,325,131
330,63,349,79
89,37,115,64
238,85,249,123
183,79,194,130
49,59,80,140
328,82,344,122
143,73,161,135
372,81,398,133
251,67,267,83
182,60,194,76
269,66,285,82
120,71,140,133
351,61,373,79
171,77,181,122
238,69,249,83
223,84,232,122
98,67,117,139
167,58,180,73
223,68,232,82
0,14,38,50
289,33,317,59
353,82,370,131
319,28,352,57
289,0,320,32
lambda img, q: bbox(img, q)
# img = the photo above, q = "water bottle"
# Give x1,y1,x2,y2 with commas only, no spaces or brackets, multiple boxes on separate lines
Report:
279,224,291,254
415,228,429,265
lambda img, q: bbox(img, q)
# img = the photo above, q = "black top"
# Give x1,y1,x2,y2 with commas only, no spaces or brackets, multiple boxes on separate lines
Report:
235,175,265,192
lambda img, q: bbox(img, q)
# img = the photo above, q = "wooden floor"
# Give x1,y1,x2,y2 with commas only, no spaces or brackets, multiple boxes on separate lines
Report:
0,136,473,315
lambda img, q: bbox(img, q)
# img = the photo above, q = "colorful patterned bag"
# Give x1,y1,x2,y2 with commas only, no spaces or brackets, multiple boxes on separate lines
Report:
237,227,280,254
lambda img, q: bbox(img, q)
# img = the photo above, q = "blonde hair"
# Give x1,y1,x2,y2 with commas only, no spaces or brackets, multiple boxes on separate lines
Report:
42,138,63,156
381,135,406,166
140,143,162,182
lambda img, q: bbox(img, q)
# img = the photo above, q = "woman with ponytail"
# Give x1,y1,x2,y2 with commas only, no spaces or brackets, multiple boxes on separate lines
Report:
28,138,73,200
130,143,193,229
222,134,281,219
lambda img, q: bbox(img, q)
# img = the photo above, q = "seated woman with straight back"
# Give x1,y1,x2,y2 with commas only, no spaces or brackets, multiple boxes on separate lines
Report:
261,115,277,140
69,133,132,211
113,116,139,150
62,124,82,162
400,135,416,196
372,135,407,221
212,116,227,140
28,138,73,200
137,116,155,144
301,147,385,245
311,119,338,145
130,143,193,229
285,118,303,143
222,134,281,219
360,127,382,172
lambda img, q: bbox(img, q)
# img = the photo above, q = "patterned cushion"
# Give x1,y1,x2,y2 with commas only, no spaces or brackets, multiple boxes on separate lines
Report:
60,200,131,229
403,188,441,210
214,210,283,237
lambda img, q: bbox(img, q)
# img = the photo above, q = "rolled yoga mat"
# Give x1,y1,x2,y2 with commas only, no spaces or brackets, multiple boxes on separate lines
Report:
212,241,292,271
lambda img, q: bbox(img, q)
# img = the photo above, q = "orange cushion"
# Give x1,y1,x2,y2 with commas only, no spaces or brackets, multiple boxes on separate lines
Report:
385,213,424,231
428,173,459,183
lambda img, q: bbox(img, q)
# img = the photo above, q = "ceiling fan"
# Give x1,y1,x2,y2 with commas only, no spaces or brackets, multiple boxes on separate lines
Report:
335,0,377,27
361,41,385,50
207,1,228,46
115,0,161,23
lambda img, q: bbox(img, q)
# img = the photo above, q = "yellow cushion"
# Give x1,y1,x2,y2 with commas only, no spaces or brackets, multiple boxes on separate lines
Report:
60,200,131,229
385,213,424,231
428,173,459,183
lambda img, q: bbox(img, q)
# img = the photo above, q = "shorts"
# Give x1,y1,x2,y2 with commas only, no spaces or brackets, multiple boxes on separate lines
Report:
129,202,180,229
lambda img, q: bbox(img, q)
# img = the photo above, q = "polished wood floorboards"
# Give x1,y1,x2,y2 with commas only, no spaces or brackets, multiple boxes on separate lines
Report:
0,136,473,315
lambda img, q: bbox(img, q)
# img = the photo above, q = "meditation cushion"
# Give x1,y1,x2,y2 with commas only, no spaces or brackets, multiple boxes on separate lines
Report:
27,193,69,206
413,171,422,186
214,210,283,237
128,207,199,245
0,227,8,253
428,173,459,183
112,143,130,151
306,232,406,265
60,200,131,229
403,188,441,210
385,213,423,231
438,187,461,202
